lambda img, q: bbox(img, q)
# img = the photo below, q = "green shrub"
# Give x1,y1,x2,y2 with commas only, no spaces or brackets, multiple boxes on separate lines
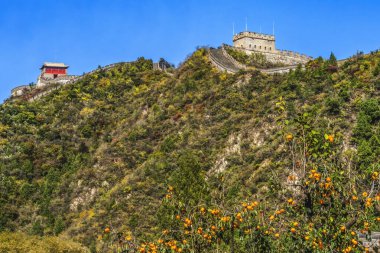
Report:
325,97,342,115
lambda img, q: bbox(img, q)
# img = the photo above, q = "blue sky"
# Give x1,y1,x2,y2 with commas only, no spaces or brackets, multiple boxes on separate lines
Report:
0,0,379,102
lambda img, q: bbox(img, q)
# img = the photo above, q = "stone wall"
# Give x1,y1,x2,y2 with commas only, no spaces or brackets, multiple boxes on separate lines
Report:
224,44,312,65
208,46,303,75
37,75,78,87
233,36,276,53
11,85,31,97
260,65,301,74
41,73,67,79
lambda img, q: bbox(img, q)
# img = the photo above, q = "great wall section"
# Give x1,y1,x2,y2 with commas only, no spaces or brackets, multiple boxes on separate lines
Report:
207,30,313,74
10,51,303,102
8,49,358,103
7,29,374,103
208,45,301,74
10,62,130,102
9,46,304,102
9,57,176,102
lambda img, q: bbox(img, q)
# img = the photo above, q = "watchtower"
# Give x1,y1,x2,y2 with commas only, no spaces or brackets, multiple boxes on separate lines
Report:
233,31,276,53
40,62,69,79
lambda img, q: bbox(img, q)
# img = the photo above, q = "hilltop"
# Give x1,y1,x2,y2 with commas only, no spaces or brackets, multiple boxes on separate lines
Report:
1,48,380,252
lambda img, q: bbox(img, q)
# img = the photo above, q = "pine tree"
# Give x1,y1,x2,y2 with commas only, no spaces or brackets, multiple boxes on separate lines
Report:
329,52,337,66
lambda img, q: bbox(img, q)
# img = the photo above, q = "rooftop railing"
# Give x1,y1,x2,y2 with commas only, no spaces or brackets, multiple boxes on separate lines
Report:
233,31,275,41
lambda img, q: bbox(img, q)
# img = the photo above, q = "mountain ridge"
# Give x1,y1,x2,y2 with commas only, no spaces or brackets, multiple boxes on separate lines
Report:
1,47,380,252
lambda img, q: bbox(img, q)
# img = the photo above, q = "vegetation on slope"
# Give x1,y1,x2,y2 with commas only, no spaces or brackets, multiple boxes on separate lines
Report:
0,232,89,253
0,48,380,252
225,47,285,68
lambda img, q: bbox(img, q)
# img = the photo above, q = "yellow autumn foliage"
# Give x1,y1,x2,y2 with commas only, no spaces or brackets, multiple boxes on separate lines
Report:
0,232,89,253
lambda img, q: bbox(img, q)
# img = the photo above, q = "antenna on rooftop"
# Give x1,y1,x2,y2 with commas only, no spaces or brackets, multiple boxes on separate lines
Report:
245,17,248,31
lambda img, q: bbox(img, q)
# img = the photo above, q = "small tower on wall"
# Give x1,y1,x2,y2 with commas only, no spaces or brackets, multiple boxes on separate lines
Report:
37,62,69,87
40,62,69,79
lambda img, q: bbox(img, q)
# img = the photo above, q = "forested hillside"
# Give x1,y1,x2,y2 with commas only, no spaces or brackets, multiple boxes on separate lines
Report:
1,49,380,252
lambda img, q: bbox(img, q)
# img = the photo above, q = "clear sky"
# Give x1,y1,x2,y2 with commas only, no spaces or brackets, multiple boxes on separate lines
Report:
0,0,379,102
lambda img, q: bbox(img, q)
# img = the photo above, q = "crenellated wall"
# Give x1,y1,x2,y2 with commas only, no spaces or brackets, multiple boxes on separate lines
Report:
233,31,275,42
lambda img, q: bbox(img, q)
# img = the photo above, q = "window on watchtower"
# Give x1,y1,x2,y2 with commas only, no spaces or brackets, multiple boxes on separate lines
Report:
265,47,267,50
270,47,272,51
254,45,256,49
249,44,251,48
259,46,261,49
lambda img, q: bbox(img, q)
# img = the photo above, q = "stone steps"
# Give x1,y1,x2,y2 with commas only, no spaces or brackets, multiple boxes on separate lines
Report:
209,47,241,73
